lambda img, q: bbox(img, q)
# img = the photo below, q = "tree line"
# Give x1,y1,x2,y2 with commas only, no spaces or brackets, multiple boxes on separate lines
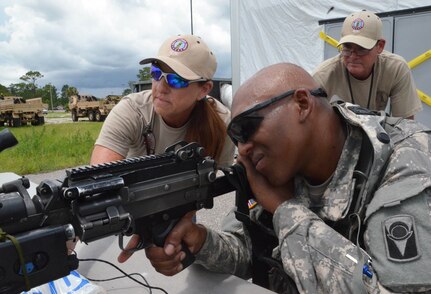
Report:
0,67,152,109
0,71,79,109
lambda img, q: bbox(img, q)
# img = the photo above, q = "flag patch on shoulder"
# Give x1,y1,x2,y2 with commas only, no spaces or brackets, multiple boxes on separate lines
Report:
248,198,257,209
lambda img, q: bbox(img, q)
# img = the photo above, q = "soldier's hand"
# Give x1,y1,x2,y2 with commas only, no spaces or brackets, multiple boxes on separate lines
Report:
237,155,294,214
118,212,207,276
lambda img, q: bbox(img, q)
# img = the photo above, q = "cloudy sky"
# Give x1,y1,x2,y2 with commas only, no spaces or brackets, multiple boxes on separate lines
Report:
0,0,231,97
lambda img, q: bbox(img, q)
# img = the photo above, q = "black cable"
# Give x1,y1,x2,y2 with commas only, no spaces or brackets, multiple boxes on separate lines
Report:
78,258,168,294
87,272,148,284
87,272,152,294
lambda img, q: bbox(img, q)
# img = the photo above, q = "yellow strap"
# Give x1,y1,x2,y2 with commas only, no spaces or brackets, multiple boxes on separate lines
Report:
417,89,431,107
0,228,31,290
319,31,338,48
407,50,431,107
408,49,431,70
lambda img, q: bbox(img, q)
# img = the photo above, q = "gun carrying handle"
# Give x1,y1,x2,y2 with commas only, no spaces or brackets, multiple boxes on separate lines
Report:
152,219,196,270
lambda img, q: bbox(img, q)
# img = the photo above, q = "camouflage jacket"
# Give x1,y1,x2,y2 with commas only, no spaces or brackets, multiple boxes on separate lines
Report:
195,101,431,293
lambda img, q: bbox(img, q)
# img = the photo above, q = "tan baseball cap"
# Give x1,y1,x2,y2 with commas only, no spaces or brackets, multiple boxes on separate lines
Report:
338,10,383,49
139,34,217,80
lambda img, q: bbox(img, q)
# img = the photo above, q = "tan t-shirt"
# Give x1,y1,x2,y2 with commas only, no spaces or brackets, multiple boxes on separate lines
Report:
312,51,422,118
95,90,235,167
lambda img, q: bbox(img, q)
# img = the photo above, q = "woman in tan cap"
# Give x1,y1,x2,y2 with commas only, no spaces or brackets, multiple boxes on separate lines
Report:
90,34,235,167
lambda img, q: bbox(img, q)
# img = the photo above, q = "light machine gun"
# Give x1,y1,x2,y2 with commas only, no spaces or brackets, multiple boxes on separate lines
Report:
0,134,243,294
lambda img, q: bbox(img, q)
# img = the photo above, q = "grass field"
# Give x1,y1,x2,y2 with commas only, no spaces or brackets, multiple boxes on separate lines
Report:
0,122,102,174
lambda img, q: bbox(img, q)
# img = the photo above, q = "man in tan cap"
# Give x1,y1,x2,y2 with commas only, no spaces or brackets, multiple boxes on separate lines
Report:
313,10,422,119
90,34,235,167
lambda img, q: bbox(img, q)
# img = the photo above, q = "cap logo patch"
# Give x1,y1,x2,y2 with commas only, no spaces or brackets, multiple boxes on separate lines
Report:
351,18,365,31
171,38,188,52
383,215,420,262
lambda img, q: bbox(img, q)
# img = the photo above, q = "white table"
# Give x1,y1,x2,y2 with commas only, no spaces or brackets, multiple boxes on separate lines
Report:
76,236,274,294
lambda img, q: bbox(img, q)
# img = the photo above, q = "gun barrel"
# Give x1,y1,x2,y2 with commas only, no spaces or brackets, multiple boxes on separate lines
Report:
0,128,18,153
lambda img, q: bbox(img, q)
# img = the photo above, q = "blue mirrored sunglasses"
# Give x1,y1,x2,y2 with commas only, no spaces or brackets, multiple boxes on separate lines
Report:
227,88,327,146
150,65,207,89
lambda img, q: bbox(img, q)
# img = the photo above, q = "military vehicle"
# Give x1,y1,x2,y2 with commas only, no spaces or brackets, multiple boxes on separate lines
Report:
68,94,121,122
0,96,45,127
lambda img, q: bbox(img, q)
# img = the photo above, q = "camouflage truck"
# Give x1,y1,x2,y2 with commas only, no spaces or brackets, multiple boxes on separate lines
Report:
0,96,45,127
69,94,121,122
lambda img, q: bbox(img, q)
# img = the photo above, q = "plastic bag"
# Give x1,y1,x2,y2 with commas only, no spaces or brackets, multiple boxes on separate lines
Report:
21,270,106,294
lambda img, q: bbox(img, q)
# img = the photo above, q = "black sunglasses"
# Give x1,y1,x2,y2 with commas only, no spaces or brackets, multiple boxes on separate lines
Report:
227,88,327,146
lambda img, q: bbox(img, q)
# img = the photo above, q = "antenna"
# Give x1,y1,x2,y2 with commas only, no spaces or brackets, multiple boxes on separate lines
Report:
190,0,194,35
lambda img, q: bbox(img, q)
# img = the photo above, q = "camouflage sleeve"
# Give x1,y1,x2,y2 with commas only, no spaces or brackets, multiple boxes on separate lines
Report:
273,199,371,293
194,210,253,279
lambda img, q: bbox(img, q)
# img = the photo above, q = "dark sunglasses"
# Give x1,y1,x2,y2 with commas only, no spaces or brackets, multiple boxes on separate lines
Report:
227,88,327,146
150,65,207,89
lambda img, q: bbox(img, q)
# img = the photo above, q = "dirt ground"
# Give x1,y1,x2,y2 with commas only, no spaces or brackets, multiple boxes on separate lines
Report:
44,113,89,124
45,117,74,124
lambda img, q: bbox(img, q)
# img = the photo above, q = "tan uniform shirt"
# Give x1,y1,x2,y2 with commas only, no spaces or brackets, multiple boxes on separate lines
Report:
94,90,235,167
312,51,422,118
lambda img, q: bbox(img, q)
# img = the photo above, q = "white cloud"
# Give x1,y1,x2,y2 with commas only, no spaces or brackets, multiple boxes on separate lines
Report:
0,0,231,96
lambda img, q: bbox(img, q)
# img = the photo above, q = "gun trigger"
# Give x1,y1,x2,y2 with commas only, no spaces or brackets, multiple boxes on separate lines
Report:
135,239,148,250
118,235,149,253
118,234,126,251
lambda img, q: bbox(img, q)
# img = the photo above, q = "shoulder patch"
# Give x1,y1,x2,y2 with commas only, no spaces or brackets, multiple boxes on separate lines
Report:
383,215,421,262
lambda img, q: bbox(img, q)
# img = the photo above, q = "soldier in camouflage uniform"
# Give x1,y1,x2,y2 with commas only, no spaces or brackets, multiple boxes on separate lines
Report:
119,63,431,293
